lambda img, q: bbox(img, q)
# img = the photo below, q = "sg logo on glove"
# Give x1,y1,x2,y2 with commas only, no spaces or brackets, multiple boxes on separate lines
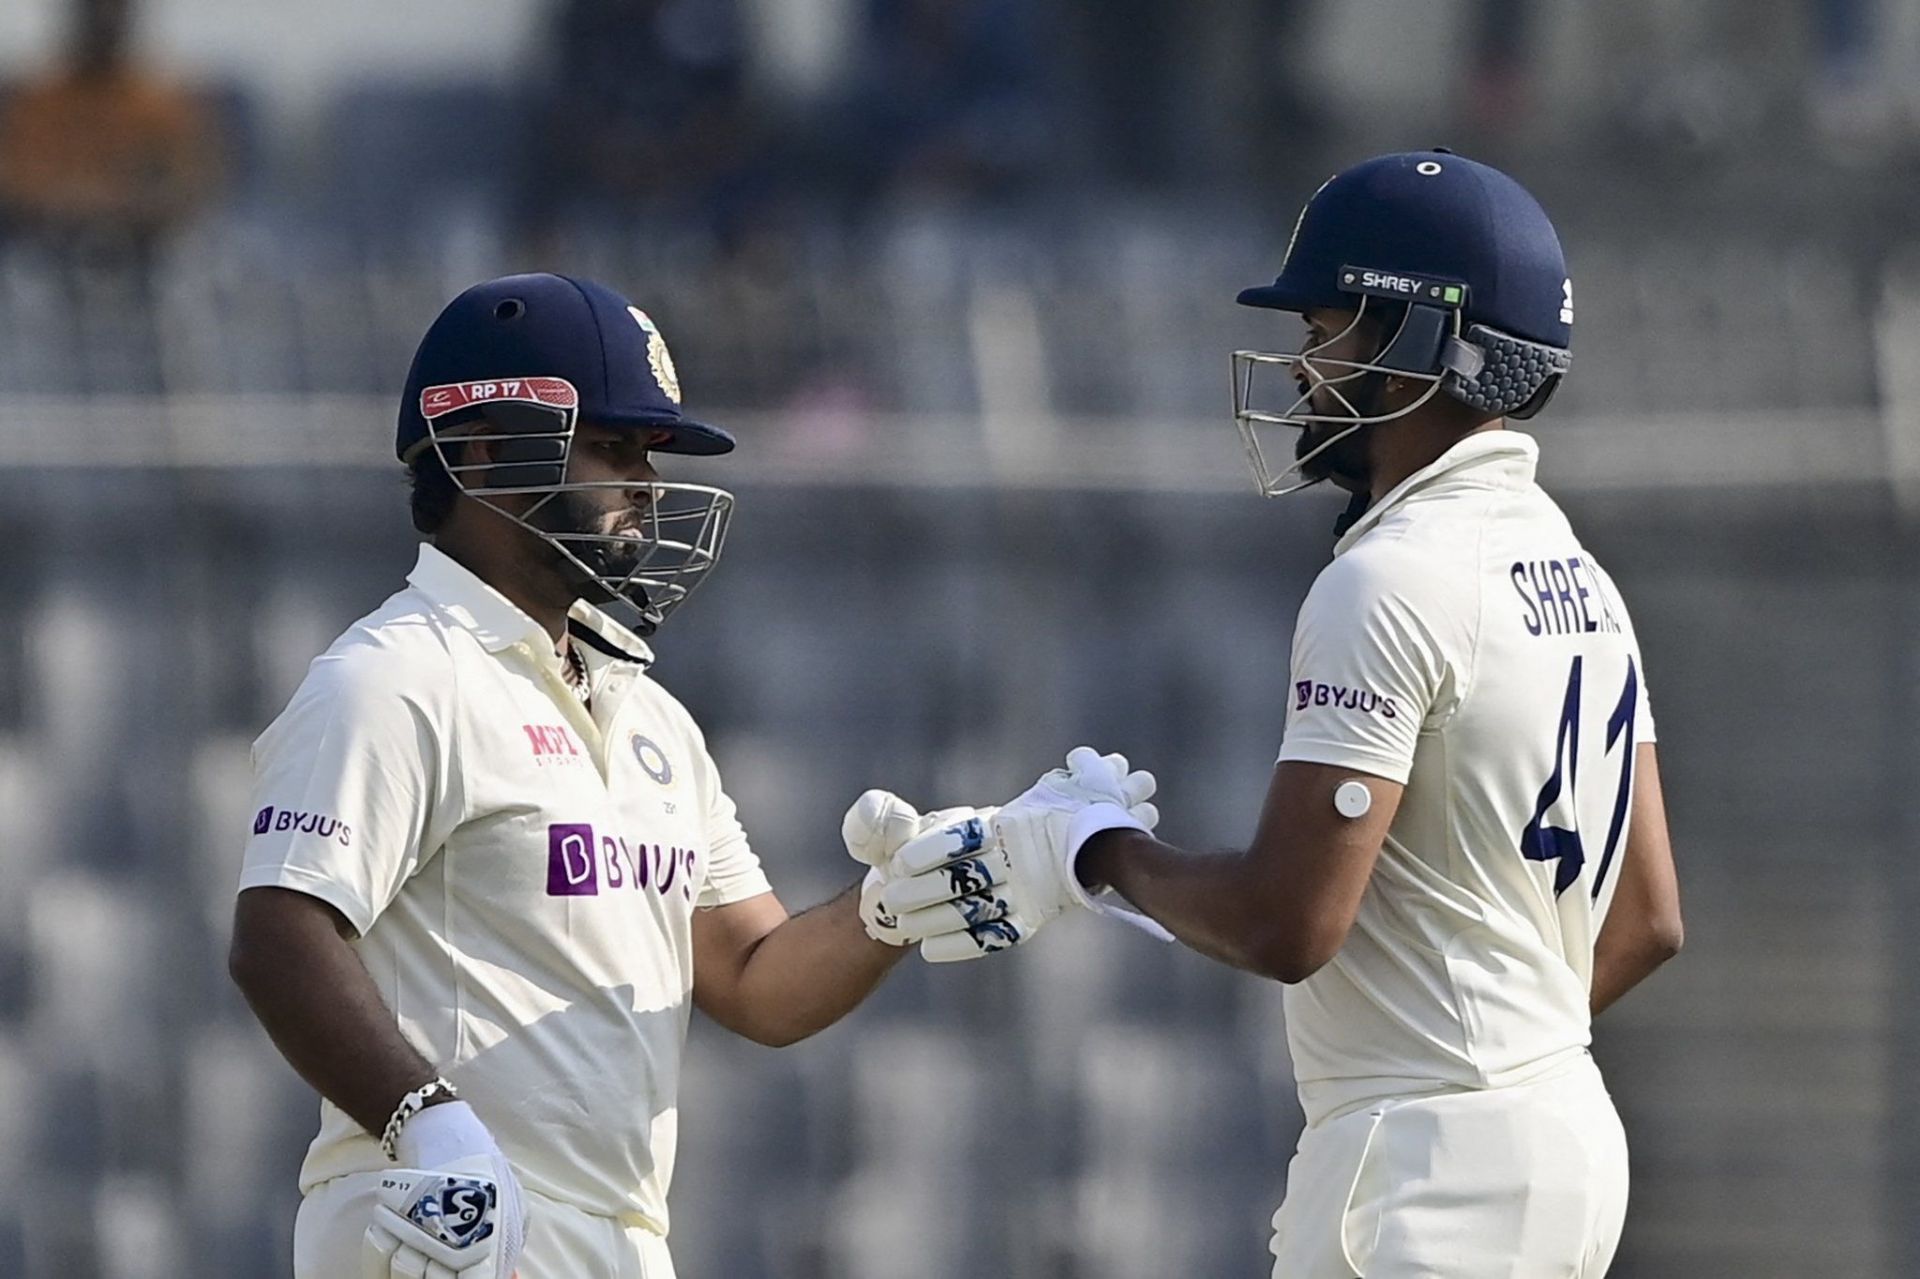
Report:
402,1174,497,1249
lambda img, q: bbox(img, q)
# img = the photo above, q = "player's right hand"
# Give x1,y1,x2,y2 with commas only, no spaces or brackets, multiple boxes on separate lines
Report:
365,1102,527,1279
881,747,1162,961
842,790,999,947
852,749,1169,962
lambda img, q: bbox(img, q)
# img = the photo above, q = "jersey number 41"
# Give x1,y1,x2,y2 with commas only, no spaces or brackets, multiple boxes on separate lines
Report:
1521,656,1638,900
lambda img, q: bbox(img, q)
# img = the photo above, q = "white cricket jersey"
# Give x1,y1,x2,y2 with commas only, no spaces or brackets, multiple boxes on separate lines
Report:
237,543,771,1233
1277,430,1654,1127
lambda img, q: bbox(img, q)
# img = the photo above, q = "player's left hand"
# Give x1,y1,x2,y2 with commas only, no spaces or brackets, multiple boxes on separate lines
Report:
364,1156,516,1279
366,1101,527,1279
877,746,1171,962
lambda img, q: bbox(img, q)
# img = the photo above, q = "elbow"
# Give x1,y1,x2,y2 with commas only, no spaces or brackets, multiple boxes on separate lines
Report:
1248,924,1344,985
227,929,284,1004
1648,912,1684,963
1260,956,1325,986
226,929,261,994
715,1000,818,1049
740,1021,813,1050
1264,952,1335,986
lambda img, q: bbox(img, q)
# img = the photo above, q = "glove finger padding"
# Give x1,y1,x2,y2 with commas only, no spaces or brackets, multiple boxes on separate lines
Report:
842,789,924,868
920,910,1041,963
891,887,1015,940
880,847,1010,913
889,812,993,878
1063,745,1113,781
1119,769,1156,810
859,865,910,946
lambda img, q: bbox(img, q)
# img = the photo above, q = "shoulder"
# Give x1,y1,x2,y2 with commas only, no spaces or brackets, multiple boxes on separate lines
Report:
1308,524,1473,631
273,589,459,731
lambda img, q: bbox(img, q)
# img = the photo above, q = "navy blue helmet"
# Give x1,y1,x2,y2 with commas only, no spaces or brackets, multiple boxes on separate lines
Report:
398,274,734,636
1232,150,1572,496
398,272,733,465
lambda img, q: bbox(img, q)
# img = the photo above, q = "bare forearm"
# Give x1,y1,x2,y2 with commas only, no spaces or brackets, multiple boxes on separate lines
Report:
228,887,438,1136
725,883,907,1046
1078,831,1292,978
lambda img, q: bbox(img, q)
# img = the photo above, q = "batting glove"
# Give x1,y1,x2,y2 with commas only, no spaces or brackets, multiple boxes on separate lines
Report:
878,746,1173,962
365,1102,527,1279
842,789,999,946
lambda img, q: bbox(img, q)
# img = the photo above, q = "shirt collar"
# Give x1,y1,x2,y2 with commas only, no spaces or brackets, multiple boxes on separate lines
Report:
1333,429,1540,556
406,543,654,668
567,599,655,668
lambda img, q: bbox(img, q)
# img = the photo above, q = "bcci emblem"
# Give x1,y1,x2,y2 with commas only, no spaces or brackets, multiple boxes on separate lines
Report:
627,307,682,404
631,734,673,785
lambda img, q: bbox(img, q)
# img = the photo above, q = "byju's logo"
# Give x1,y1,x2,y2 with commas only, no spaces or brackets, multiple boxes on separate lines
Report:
545,823,700,901
1293,680,1399,719
547,823,598,896
251,805,353,846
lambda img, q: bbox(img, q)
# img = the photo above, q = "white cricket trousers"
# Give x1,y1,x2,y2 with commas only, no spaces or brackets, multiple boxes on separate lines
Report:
294,1173,677,1279
1268,1055,1628,1278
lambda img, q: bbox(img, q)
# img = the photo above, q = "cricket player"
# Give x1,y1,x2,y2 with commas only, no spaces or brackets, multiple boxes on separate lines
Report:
864,152,1685,1276
225,271,1155,1279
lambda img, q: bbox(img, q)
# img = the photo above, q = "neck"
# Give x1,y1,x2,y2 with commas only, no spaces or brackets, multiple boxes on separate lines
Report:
435,537,574,649
1367,418,1503,504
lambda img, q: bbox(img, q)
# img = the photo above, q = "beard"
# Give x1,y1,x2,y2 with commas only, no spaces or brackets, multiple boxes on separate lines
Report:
530,489,648,594
1295,420,1370,490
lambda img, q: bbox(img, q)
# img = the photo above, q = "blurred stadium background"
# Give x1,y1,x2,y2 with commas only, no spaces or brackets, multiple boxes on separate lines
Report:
2,0,1920,1275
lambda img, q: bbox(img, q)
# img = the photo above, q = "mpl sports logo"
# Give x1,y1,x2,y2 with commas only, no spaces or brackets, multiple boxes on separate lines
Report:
547,823,698,901
524,723,582,766
252,806,353,847
1294,681,1400,719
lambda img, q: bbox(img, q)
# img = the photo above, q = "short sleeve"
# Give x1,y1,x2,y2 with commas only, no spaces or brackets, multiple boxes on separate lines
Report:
1277,552,1458,785
236,650,455,935
685,738,771,910
696,782,773,910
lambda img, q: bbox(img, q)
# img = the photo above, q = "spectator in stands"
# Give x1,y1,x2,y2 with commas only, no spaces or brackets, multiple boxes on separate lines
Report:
520,0,770,245
1805,0,1897,151
0,0,221,249
831,0,1048,204
1460,0,1538,140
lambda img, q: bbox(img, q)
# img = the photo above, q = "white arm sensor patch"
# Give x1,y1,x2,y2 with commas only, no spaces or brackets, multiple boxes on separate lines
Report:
1332,779,1373,819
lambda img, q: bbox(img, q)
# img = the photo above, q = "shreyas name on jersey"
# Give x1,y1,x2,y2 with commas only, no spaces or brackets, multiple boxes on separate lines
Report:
1510,556,1625,637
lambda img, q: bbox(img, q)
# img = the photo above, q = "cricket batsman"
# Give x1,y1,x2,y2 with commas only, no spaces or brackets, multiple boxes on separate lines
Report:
862,152,1686,1276
225,271,1156,1278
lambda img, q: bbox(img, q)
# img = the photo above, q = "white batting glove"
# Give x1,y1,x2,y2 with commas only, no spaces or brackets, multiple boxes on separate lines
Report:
365,1102,527,1279
842,789,999,946
878,747,1172,962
